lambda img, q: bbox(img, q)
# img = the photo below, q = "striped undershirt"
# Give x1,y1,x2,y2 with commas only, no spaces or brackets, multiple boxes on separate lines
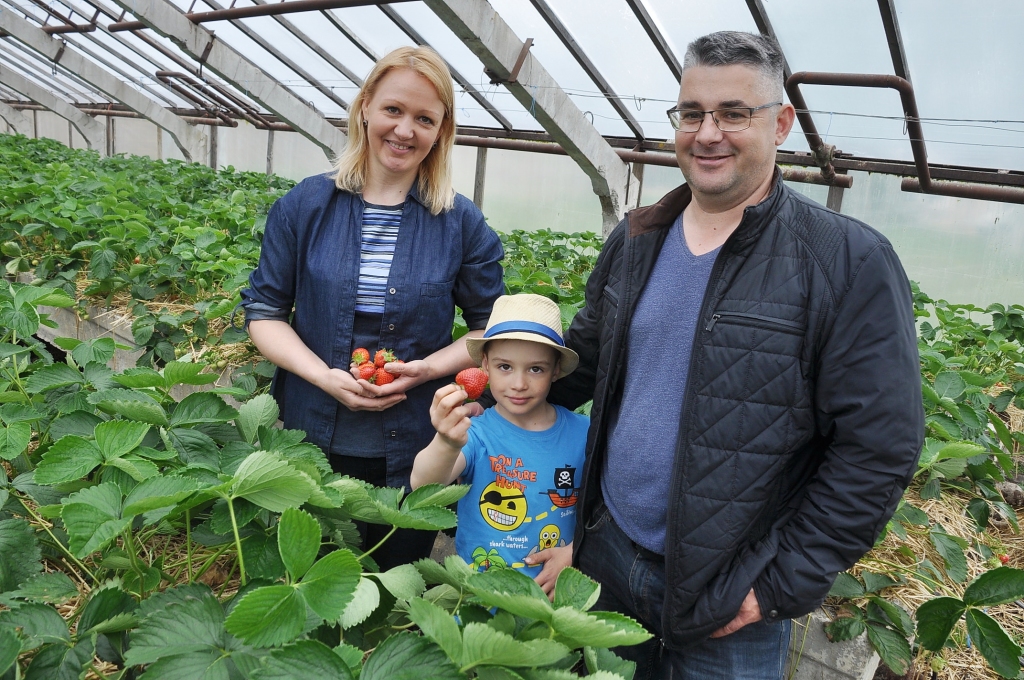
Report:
355,203,403,314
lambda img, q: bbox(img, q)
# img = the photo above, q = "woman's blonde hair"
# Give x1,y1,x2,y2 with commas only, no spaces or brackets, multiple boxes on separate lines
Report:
332,46,456,215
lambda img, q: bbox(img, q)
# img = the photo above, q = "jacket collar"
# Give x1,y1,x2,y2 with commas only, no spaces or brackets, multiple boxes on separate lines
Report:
628,166,786,243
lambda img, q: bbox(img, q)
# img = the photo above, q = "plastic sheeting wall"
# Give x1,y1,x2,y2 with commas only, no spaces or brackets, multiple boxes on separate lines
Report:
9,124,1023,308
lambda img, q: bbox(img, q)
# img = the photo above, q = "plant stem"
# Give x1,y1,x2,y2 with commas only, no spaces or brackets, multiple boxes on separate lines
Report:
88,662,110,680
358,525,397,563
186,507,193,582
226,496,247,585
861,557,951,595
14,492,95,582
193,543,231,583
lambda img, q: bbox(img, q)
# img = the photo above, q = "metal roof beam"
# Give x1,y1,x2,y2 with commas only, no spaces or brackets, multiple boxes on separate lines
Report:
195,0,350,111
0,9,208,160
378,5,513,131
528,0,644,141
423,0,636,234
0,60,106,149
106,0,346,158
0,40,101,101
623,0,680,81
108,0,416,31
321,9,377,63
877,0,911,83
0,96,33,134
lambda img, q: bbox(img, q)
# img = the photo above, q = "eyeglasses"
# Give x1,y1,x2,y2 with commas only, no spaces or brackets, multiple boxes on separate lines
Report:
666,102,782,133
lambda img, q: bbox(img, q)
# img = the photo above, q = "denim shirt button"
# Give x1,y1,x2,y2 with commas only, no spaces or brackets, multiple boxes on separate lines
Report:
388,324,395,331
389,288,396,294
390,430,397,437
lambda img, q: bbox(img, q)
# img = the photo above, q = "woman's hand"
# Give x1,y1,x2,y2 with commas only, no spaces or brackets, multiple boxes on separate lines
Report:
526,542,573,600
356,359,433,397
321,367,406,412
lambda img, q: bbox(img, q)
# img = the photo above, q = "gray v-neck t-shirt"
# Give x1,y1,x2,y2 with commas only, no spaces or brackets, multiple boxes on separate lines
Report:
601,214,721,554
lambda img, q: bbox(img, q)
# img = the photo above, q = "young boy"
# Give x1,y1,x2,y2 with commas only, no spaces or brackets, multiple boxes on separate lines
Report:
411,294,589,596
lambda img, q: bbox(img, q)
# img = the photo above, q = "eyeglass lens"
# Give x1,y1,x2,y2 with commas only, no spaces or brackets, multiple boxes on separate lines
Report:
669,108,754,132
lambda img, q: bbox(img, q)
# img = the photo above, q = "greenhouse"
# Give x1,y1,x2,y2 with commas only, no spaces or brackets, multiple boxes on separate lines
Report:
0,0,1022,678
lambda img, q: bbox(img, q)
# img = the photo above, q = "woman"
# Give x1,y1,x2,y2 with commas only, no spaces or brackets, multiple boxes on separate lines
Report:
241,46,504,569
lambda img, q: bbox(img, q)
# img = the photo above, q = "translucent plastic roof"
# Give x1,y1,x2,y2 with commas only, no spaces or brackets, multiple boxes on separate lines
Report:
1,0,1023,172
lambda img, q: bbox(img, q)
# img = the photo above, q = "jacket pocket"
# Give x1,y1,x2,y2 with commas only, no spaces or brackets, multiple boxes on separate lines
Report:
421,280,454,297
705,311,803,335
601,283,619,306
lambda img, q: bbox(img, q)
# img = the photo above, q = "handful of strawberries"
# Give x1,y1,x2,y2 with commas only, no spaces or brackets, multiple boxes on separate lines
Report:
352,347,403,385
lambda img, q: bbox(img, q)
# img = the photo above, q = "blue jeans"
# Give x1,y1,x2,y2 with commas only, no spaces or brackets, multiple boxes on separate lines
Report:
577,500,791,680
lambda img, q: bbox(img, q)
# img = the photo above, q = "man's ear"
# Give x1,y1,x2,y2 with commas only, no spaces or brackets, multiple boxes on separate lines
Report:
775,103,796,146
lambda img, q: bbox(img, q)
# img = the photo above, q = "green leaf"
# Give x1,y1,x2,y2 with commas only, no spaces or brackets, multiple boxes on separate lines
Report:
372,564,426,601
461,622,569,669
553,568,600,611
106,455,159,482
466,568,554,622
930,529,968,582
231,452,316,512
0,519,42,592
933,371,966,400
962,567,1024,607
24,363,84,393
0,627,18,676
414,557,467,591
0,422,31,461
134,649,233,680
824,614,866,642
277,507,321,582
242,531,286,581
402,483,470,510
861,571,899,595
123,591,228,666
892,501,930,526
914,596,966,651
935,441,986,460
865,623,911,676
60,482,126,558
297,548,361,621
828,572,865,599
123,475,200,520
224,585,306,648
70,338,115,366
163,361,219,387
24,638,94,680
88,389,169,426
339,577,379,629
35,436,103,484
0,603,69,649
112,367,165,389
584,646,635,679
94,420,150,460
252,640,355,680
236,394,280,444
965,608,1022,679
866,597,914,638
407,597,463,662
360,631,463,680
170,392,237,428
48,411,103,441
8,572,77,604
550,608,652,649
78,584,135,634
166,428,220,471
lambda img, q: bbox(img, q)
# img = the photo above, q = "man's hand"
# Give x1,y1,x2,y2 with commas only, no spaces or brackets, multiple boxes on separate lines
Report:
525,543,573,600
710,589,762,638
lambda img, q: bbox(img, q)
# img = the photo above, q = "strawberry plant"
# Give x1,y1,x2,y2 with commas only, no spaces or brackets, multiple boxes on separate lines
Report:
0,281,650,679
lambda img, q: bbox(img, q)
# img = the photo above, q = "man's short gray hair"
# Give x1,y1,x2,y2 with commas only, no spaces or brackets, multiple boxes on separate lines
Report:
683,31,785,100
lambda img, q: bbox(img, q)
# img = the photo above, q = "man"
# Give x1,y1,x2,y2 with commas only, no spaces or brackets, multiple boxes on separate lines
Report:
549,31,923,679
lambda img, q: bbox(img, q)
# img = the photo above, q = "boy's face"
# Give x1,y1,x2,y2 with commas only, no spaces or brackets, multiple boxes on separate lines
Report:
481,339,560,422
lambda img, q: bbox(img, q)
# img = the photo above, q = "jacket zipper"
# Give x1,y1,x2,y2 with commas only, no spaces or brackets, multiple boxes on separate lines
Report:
705,311,804,334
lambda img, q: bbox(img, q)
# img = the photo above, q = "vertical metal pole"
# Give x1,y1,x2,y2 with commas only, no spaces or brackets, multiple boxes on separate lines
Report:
266,128,275,176
209,122,218,169
826,170,847,212
67,119,73,147
473,146,487,210
32,109,37,138
106,115,114,155
156,125,163,159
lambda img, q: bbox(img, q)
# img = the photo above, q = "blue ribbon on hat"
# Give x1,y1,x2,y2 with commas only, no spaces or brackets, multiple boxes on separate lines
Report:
483,321,564,346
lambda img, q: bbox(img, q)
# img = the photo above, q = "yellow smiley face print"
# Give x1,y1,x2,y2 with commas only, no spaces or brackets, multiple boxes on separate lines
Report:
478,482,527,531
538,524,560,550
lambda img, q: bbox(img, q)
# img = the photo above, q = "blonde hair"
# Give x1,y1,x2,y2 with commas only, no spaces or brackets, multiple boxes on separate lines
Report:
332,46,456,215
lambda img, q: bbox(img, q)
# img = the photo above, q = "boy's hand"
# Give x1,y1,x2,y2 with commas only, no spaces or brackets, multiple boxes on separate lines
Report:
430,383,474,450
526,543,573,601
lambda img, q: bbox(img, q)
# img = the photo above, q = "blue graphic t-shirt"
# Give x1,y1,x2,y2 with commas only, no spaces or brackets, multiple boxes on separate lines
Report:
456,405,589,577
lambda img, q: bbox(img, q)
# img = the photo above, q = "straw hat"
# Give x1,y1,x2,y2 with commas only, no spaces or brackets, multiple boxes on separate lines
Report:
465,294,579,379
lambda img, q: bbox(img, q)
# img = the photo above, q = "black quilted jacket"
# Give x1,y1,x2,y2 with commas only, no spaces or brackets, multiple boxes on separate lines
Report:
550,171,923,650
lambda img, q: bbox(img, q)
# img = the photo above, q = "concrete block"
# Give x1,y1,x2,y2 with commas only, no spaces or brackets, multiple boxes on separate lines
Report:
786,610,879,680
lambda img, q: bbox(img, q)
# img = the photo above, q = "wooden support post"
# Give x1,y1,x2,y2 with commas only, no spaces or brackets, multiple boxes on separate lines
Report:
266,128,274,176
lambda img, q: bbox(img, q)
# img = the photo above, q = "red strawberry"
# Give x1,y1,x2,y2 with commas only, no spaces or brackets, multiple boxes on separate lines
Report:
371,367,395,386
352,348,370,365
357,362,376,381
999,554,1010,564
456,367,488,400
374,348,396,368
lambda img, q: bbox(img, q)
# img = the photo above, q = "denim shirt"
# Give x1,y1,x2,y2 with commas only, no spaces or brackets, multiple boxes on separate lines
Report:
241,174,504,487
